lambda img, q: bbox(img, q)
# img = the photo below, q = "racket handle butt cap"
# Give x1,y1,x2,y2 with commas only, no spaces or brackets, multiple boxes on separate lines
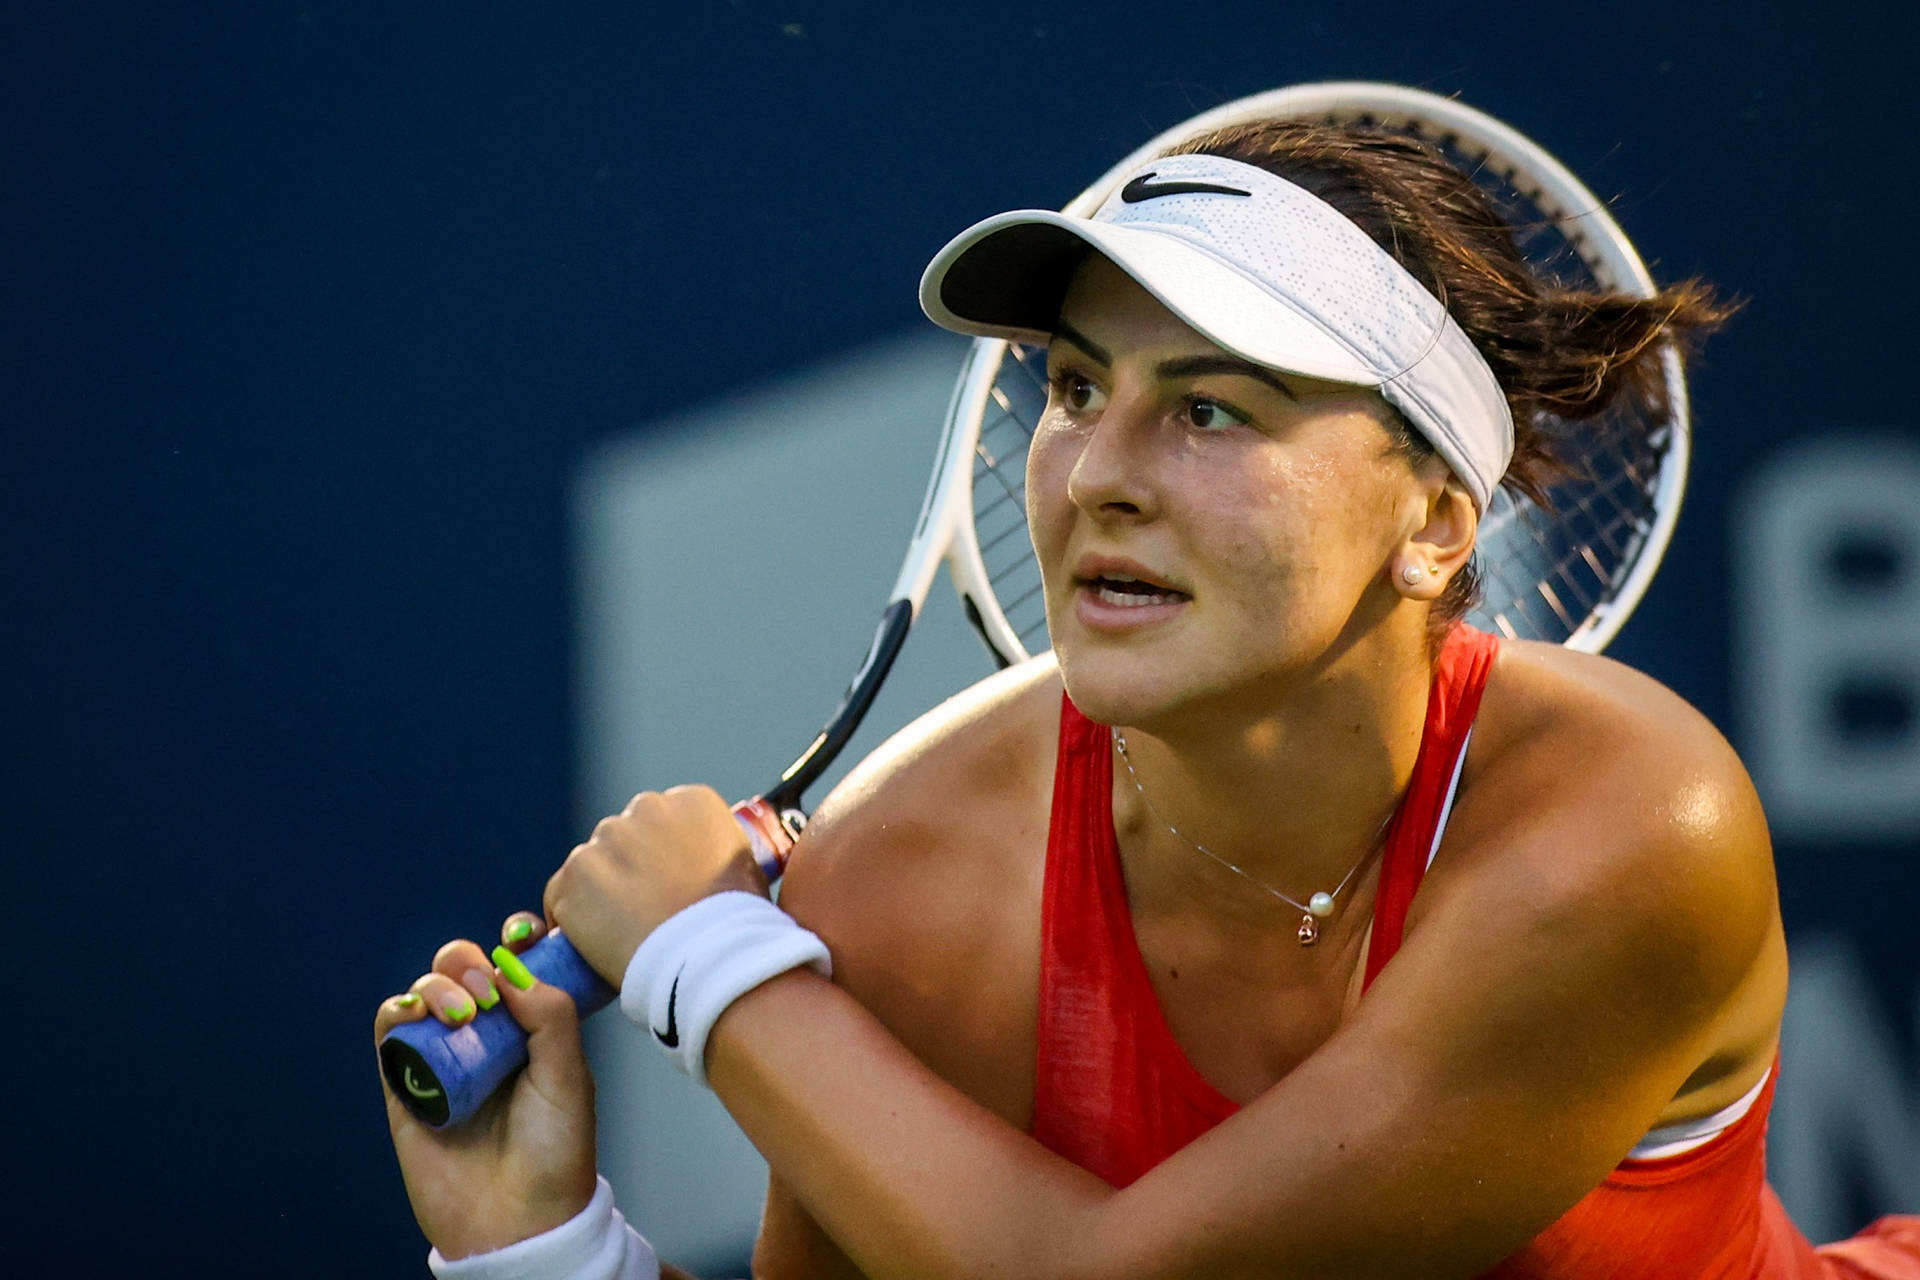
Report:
379,930,614,1128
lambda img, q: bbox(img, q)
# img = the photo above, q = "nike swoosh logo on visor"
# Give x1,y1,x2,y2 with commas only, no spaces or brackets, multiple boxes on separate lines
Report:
1120,172,1252,203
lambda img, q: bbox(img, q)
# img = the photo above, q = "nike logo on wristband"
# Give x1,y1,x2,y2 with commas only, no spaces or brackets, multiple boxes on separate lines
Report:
1120,172,1252,203
653,972,682,1048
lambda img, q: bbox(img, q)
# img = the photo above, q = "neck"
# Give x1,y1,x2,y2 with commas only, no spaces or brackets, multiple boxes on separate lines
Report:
1110,617,1438,910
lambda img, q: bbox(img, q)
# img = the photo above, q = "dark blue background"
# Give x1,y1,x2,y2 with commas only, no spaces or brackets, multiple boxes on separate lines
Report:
11,2,1912,1272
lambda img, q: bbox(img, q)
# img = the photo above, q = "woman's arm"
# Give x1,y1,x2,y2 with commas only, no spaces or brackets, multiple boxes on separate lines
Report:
754,1176,868,1280
696,727,1779,1279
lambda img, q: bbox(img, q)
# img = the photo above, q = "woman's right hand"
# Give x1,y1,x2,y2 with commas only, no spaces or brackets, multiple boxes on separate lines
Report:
373,913,599,1260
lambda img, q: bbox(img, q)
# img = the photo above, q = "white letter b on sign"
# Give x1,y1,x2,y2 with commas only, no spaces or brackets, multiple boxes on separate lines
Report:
1737,437,1920,840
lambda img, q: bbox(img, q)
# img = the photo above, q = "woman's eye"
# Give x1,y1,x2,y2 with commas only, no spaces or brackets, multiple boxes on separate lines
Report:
1052,373,1106,414
1184,397,1247,430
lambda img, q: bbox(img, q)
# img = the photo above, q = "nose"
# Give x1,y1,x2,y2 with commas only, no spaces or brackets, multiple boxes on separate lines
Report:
1065,395,1158,521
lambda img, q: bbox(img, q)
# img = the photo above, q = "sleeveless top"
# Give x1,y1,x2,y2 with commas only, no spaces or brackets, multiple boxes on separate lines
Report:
1029,624,1920,1278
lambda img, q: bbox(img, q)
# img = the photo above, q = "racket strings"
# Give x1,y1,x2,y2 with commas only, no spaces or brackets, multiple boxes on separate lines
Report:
1388,123,1672,647
972,345,1049,649
1473,401,1664,642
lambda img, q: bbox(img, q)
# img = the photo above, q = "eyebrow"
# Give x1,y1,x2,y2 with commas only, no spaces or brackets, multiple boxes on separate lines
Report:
1050,323,1299,402
1052,322,1110,366
1154,354,1299,401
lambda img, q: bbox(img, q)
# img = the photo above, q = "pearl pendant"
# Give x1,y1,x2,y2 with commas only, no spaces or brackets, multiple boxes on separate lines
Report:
1297,913,1320,945
1308,891,1335,918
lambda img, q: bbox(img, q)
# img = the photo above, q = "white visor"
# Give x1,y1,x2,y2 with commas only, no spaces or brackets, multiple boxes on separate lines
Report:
918,153,1514,510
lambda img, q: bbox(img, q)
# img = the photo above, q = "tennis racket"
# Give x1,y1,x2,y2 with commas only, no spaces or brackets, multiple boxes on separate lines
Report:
380,81,1690,1127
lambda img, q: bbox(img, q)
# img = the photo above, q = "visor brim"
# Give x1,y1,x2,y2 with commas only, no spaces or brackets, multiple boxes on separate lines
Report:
919,210,1381,388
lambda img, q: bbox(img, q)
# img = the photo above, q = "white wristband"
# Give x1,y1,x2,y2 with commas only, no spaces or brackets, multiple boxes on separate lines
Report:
427,1176,659,1280
621,890,831,1085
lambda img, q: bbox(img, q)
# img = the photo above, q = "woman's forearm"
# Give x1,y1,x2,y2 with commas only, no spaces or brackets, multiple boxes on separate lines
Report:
706,970,1121,1280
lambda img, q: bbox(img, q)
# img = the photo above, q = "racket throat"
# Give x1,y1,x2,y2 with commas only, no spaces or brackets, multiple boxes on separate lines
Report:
763,597,915,815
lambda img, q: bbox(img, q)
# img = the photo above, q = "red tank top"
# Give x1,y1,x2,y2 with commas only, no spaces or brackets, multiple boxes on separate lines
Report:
1030,625,1920,1278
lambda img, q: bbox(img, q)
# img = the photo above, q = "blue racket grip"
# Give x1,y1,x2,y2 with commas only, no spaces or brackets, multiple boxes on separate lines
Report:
379,799,799,1128
379,930,613,1129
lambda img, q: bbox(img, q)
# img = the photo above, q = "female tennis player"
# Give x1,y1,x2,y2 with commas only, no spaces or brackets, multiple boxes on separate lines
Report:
375,120,1920,1277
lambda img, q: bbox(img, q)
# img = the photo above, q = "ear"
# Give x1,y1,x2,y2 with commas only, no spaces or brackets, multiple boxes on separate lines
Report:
1391,471,1478,601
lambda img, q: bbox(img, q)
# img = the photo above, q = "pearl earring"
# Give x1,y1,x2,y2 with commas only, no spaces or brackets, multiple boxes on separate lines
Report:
1401,565,1424,585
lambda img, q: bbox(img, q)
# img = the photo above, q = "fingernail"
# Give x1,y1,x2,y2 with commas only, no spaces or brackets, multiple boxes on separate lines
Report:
492,944,536,990
461,968,500,1011
504,918,534,944
393,993,422,1010
439,993,475,1022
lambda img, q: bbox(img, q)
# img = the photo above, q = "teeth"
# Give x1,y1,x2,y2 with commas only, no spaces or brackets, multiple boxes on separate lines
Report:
1095,581,1178,607
1083,568,1187,609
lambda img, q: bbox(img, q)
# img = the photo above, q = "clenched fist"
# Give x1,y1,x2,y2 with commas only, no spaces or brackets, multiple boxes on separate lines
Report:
544,784,770,985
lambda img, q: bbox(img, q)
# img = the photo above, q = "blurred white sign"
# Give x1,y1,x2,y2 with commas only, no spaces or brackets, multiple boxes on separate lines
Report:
571,330,990,1268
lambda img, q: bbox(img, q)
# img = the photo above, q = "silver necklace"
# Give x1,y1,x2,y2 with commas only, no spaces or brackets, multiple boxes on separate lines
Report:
1111,727,1385,946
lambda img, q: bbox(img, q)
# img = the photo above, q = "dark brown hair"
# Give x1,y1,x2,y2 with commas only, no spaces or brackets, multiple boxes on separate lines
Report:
1163,119,1736,631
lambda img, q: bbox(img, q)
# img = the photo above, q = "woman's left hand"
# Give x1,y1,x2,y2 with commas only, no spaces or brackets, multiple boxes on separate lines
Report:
544,784,770,983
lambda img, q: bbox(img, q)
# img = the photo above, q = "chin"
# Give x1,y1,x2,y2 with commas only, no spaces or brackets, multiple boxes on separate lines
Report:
1052,620,1329,733
1052,646,1138,724
1053,646,1213,730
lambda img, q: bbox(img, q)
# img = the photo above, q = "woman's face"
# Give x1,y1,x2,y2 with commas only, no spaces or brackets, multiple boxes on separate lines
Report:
1028,255,1431,729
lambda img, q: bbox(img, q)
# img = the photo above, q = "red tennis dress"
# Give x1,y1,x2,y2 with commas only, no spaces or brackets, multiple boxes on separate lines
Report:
1030,625,1920,1277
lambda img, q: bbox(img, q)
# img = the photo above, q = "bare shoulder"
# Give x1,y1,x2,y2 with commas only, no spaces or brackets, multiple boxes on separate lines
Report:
1414,639,1785,1102
1467,639,1771,872
776,653,1063,1120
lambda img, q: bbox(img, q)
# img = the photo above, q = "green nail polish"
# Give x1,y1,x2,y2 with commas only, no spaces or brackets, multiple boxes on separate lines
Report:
493,945,536,990
394,993,422,1009
443,996,474,1021
505,919,534,943
475,985,499,1011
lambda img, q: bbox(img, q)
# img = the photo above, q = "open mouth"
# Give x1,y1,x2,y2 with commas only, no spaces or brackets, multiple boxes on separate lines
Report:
1084,572,1192,608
